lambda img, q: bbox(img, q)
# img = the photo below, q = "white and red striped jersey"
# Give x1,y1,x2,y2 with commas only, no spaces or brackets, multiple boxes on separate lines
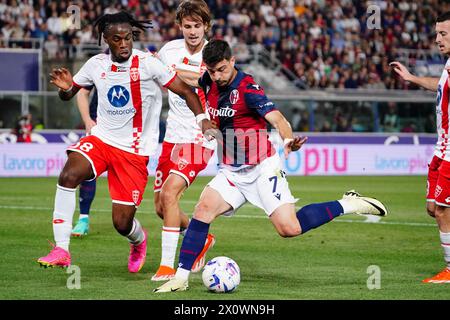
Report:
73,49,175,156
435,58,450,160
158,39,215,150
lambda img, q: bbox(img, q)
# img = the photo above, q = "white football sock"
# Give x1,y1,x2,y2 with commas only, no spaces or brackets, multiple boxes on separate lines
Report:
440,231,450,269
160,227,180,268
175,267,190,281
79,214,89,220
127,219,145,245
337,199,356,215
53,184,76,251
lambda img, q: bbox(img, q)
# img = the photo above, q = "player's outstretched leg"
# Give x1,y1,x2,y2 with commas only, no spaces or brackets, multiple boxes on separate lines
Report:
291,190,388,235
72,179,96,237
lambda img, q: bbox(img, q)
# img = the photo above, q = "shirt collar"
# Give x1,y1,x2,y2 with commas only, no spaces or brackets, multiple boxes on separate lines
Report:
228,68,244,89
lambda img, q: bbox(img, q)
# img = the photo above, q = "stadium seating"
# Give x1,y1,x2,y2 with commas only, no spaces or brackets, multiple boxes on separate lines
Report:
0,0,443,132
0,0,448,90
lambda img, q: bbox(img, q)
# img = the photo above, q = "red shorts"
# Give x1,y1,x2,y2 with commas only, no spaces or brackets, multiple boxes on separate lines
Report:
427,155,450,207
67,135,149,206
153,141,213,192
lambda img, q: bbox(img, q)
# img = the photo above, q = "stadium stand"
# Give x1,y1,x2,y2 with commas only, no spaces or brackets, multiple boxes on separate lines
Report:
1,0,448,88
0,0,443,132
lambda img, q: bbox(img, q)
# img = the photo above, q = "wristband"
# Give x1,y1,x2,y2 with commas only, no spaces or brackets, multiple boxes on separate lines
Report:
196,113,208,125
283,138,294,147
60,85,73,93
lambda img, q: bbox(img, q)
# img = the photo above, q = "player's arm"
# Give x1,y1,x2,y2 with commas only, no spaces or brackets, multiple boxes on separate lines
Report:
156,46,201,88
49,67,80,100
166,76,214,138
76,88,96,134
265,110,308,159
175,69,201,88
390,61,439,91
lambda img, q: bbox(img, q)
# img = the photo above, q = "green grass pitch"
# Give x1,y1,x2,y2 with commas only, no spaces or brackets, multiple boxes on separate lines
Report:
1,176,450,300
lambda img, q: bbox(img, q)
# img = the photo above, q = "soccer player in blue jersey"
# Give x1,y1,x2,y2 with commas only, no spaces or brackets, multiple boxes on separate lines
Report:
71,87,98,237
154,39,389,293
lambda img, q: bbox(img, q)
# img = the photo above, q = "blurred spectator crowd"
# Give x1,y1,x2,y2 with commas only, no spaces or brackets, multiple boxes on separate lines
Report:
0,0,444,133
0,0,449,90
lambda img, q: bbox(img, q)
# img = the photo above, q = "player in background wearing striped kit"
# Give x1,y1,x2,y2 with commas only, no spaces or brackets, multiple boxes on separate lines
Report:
391,11,450,283
151,0,216,282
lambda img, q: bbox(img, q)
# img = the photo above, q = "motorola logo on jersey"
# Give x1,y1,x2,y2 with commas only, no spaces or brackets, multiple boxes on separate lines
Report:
107,85,130,108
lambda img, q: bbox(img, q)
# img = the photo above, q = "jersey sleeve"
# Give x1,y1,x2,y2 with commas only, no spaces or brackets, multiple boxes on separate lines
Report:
157,44,168,65
244,81,277,117
198,72,212,91
146,55,177,88
72,58,95,88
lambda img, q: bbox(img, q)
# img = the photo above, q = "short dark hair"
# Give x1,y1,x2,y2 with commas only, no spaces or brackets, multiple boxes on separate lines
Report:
202,39,232,66
437,11,450,23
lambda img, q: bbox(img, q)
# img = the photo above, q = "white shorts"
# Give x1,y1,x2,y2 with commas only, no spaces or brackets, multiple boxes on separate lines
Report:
207,153,297,216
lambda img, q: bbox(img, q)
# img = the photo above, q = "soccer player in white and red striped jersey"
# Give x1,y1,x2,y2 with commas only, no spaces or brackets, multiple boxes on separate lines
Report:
37,11,212,273
151,0,216,281
391,11,450,283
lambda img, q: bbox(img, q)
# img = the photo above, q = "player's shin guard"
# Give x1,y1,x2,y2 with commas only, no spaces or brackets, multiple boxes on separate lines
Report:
79,179,96,215
177,218,209,277
53,185,77,251
127,219,145,245
296,201,344,234
160,227,181,268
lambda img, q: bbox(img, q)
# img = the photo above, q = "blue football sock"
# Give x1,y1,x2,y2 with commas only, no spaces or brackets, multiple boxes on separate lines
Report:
178,218,209,271
296,201,343,234
79,179,96,215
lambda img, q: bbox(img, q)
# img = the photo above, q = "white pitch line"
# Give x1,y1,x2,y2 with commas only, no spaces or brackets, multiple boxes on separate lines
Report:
0,204,437,228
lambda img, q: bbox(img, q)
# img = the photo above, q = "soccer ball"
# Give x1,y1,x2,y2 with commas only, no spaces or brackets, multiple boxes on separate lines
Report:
202,256,240,293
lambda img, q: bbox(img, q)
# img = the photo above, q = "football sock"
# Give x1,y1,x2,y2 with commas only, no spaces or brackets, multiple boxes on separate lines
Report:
177,218,209,276
53,184,77,251
439,231,450,269
338,198,359,214
79,214,89,220
160,226,180,268
180,218,190,237
79,179,96,215
127,219,145,245
296,201,344,234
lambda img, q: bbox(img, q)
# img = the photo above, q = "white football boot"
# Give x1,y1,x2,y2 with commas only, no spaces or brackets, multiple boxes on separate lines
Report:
153,277,189,293
341,190,388,216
